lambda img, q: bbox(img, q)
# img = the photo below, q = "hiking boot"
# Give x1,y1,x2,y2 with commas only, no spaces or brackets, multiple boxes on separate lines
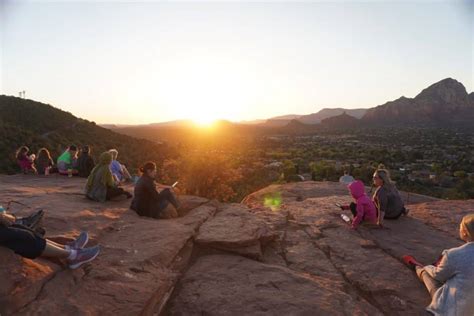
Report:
67,231,89,249
402,255,422,271
68,246,100,269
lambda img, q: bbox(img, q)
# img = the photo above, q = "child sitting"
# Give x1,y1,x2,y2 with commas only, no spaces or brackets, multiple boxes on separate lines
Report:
57,145,79,176
36,148,55,175
16,146,37,174
341,180,378,230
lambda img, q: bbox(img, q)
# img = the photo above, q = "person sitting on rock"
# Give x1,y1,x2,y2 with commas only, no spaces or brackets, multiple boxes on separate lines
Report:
339,170,355,185
0,212,100,269
340,180,378,230
16,146,37,174
109,149,132,183
130,161,180,219
403,214,474,315
77,145,95,178
85,152,132,202
372,169,407,227
35,148,55,175
57,145,79,176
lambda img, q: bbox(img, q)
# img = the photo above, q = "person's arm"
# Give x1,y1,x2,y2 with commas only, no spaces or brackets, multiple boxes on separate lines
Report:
351,202,365,229
423,250,455,283
145,178,161,201
0,213,16,227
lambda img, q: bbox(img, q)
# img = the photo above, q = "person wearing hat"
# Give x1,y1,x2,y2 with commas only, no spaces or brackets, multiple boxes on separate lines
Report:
403,214,474,315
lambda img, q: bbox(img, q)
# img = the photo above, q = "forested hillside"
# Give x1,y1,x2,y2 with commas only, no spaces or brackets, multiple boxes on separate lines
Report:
0,95,176,174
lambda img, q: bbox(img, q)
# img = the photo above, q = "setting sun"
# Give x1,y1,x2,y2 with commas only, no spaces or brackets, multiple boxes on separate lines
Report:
193,117,216,127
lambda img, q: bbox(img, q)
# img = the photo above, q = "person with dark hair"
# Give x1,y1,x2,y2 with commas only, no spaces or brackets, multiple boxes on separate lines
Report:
403,214,474,315
77,146,95,178
372,169,407,227
130,161,180,219
16,146,37,174
0,212,100,269
85,152,132,202
57,145,79,176
36,148,55,175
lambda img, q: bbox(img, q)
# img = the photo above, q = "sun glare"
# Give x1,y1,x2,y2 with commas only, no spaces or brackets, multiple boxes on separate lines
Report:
193,117,216,127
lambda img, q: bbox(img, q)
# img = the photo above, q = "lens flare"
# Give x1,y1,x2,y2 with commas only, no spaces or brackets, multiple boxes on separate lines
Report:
264,192,282,211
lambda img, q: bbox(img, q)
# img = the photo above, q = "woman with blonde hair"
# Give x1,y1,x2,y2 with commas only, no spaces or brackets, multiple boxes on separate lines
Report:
372,169,407,226
108,149,132,183
403,214,474,315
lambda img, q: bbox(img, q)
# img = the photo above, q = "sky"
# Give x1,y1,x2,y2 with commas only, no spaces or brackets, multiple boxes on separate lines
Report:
0,0,473,124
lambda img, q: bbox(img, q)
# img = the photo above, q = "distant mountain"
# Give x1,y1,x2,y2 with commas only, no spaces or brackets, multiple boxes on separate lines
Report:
298,108,367,124
269,114,302,120
320,112,360,129
362,78,474,126
0,95,174,174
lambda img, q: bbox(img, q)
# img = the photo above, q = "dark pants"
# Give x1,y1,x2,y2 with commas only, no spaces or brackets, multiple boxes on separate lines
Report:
349,202,357,217
106,186,128,200
0,224,46,259
384,207,406,220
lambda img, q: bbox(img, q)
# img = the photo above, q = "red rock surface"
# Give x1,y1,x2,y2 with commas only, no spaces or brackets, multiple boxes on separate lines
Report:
0,175,471,315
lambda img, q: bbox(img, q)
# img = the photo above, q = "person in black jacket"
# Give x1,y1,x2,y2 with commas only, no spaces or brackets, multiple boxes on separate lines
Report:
130,161,180,219
77,146,95,178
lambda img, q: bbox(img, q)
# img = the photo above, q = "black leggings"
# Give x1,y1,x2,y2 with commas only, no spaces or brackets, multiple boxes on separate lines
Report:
0,224,46,259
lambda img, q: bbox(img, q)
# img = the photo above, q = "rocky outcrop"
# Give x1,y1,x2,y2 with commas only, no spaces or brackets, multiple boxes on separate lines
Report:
362,78,474,126
0,176,471,315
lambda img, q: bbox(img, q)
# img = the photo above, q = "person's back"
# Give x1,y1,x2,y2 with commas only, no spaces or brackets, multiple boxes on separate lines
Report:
339,174,355,185
427,242,474,315
374,185,405,218
131,175,157,217
86,166,108,202
77,152,95,178
36,156,53,175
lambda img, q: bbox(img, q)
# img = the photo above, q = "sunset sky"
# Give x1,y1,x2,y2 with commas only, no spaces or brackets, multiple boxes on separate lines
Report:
1,0,473,124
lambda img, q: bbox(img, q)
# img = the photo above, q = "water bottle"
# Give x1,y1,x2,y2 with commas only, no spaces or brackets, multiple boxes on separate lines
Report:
0,205,5,214
45,167,50,176
341,214,351,223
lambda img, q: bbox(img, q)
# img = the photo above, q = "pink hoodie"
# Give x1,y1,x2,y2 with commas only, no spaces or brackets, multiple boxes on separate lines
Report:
348,180,378,229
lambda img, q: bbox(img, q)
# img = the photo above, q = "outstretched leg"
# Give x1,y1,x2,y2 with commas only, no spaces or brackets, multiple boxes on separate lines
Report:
416,266,442,297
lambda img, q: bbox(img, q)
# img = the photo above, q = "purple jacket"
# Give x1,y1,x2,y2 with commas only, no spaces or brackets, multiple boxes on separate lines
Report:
348,180,378,229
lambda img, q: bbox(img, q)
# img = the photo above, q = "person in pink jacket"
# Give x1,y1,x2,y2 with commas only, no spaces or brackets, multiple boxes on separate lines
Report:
342,180,378,229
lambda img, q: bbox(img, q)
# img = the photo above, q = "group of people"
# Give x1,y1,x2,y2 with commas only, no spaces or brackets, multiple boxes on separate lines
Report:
343,169,474,315
3,146,182,271
16,145,131,182
5,151,474,314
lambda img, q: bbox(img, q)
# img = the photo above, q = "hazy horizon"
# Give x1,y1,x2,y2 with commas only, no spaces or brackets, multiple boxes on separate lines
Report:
1,0,473,125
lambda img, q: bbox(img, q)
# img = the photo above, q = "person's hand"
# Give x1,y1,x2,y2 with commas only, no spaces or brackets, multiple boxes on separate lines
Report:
0,213,15,226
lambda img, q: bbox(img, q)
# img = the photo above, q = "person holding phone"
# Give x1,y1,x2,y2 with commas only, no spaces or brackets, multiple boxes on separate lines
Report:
130,161,180,219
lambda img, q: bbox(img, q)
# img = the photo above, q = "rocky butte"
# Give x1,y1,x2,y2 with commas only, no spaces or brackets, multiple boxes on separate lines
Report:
1,175,473,315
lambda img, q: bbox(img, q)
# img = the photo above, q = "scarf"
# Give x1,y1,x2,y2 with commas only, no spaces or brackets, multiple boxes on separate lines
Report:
86,152,115,189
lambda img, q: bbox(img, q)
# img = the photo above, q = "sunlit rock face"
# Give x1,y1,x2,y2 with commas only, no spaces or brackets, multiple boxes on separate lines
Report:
1,175,472,315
